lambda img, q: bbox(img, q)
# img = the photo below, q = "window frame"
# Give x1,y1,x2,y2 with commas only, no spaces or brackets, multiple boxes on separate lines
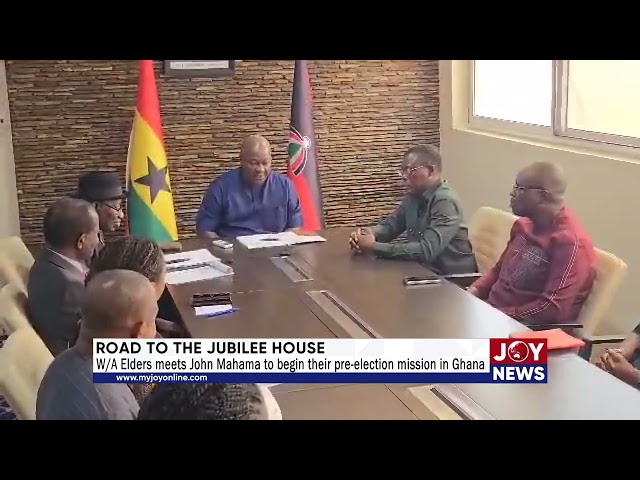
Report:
468,60,640,150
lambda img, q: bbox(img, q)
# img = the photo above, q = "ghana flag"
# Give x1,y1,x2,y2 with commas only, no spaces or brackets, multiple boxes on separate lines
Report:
287,60,325,231
125,60,178,242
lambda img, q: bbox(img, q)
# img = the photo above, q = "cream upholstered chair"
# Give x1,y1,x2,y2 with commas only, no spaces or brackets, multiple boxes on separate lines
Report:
0,256,28,294
468,206,518,274
0,328,54,420
568,248,628,360
0,236,34,293
0,282,31,334
579,249,628,336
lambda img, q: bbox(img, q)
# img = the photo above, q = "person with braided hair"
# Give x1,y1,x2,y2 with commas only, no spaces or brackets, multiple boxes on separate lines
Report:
86,236,186,403
137,383,283,420
87,235,184,338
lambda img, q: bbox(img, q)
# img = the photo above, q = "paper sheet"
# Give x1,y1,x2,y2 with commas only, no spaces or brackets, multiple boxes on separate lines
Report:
165,248,220,266
237,231,326,250
165,265,230,285
194,304,234,316
164,249,233,285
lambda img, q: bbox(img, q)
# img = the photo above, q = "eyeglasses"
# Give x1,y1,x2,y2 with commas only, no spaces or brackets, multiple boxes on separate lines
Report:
101,202,123,212
397,165,428,179
512,185,549,195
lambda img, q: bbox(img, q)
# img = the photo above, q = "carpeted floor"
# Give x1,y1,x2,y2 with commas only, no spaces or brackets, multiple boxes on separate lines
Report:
0,335,17,420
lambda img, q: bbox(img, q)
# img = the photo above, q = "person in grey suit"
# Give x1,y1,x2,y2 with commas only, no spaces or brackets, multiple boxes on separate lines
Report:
37,269,158,420
27,197,102,356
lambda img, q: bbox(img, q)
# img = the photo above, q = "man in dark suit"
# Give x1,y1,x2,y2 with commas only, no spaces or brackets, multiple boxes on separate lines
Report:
72,170,183,329
27,197,101,356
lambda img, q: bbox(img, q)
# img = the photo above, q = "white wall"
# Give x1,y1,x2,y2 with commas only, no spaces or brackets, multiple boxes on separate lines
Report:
440,60,639,334
0,61,20,238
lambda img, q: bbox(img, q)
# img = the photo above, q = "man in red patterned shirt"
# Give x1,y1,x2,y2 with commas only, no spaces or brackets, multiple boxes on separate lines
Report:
469,162,596,326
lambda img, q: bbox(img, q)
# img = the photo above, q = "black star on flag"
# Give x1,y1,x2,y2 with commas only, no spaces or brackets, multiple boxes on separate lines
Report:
134,156,171,204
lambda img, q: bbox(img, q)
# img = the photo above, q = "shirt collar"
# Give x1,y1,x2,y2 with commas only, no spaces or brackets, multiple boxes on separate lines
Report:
416,179,444,202
238,168,271,190
49,249,88,275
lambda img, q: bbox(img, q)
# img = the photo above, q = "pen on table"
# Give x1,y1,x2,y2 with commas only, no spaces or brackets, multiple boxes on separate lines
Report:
168,260,233,274
166,258,188,265
167,262,207,272
206,308,238,318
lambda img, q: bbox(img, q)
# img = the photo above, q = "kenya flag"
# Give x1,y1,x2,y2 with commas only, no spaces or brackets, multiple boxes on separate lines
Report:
287,60,324,231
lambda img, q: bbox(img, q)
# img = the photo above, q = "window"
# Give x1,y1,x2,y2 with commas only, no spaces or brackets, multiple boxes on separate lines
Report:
564,60,640,144
469,60,640,149
472,60,553,127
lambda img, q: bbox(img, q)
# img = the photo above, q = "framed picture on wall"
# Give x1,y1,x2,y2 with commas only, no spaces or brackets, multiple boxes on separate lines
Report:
163,60,235,78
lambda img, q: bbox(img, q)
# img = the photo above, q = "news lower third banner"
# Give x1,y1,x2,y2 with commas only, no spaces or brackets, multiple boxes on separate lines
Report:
92,338,549,385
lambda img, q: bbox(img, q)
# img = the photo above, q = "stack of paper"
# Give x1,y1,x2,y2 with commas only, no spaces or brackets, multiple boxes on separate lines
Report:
164,249,234,285
237,231,326,250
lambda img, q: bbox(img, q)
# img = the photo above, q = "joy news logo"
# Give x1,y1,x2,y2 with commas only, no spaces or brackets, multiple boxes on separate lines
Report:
489,338,548,383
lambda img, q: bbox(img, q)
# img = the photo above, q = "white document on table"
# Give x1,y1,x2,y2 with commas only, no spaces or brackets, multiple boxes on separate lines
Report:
165,266,230,285
237,231,326,250
165,248,220,266
165,249,234,285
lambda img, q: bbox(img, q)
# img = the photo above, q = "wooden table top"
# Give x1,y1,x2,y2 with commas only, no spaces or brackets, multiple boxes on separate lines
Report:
272,383,420,420
165,228,640,420
176,288,337,340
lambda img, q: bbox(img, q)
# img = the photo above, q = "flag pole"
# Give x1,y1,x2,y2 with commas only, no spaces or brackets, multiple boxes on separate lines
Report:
287,60,325,231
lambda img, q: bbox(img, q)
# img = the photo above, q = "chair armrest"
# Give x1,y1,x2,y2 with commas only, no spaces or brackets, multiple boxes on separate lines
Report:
527,323,583,331
443,273,482,289
581,333,627,346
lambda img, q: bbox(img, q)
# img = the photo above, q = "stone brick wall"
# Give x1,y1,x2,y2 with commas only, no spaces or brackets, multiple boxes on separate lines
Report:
6,60,439,244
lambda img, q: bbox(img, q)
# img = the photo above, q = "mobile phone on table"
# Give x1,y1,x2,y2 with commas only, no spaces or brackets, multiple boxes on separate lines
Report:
403,275,442,286
191,292,232,307
211,239,233,249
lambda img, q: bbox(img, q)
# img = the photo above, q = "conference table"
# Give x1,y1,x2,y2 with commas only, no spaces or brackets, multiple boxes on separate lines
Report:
165,228,640,420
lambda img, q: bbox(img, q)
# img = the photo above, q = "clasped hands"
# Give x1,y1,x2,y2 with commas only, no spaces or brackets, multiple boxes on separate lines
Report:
595,348,640,387
349,227,376,253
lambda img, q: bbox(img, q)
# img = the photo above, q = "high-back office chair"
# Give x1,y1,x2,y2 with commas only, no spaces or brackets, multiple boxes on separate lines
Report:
0,236,34,293
468,206,517,274
0,282,31,334
0,327,54,420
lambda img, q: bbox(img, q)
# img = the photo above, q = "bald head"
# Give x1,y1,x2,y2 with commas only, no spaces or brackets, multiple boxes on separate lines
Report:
239,135,272,185
517,162,567,196
511,162,568,219
43,197,99,250
81,270,158,339
241,135,271,158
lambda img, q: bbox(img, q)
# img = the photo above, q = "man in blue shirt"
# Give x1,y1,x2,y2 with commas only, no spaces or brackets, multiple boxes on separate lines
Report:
196,135,303,239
